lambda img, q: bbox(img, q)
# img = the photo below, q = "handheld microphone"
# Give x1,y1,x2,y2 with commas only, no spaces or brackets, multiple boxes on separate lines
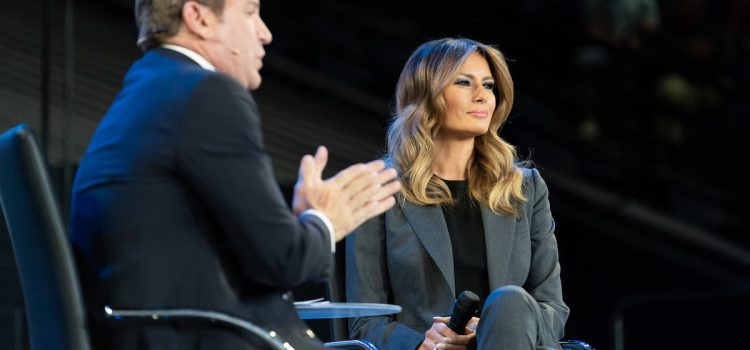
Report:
447,290,480,335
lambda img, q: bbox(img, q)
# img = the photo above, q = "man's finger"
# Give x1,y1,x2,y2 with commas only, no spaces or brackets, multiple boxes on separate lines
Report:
297,154,315,185
369,180,401,203
314,145,328,178
364,159,386,172
371,169,400,195
369,196,397,217
348,196,396,231
330,159,389,188
376,196,397,214
348,177,400,210
340,170,381,203
328,163,369,188
340,165,397,201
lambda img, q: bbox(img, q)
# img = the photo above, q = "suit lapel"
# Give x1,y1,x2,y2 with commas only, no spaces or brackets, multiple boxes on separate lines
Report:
481,206,516,289
401,202,455,296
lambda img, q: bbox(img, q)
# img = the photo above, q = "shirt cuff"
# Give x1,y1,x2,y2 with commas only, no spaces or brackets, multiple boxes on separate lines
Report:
300,209,336,253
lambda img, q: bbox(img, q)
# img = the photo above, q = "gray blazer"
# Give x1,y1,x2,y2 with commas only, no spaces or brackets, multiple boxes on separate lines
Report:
346,168,569,350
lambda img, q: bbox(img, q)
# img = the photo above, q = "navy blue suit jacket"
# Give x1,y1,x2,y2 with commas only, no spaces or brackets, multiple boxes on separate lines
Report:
71,48,331,349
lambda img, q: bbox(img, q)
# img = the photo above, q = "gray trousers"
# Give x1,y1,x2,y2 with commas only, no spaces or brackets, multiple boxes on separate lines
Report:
475,286,560,350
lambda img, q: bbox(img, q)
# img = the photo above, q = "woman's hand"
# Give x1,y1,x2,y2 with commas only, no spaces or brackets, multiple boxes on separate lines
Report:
467,316,479,333
418,316,477,350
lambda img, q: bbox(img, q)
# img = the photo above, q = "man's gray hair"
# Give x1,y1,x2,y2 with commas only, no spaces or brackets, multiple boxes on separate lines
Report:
134,0,225,51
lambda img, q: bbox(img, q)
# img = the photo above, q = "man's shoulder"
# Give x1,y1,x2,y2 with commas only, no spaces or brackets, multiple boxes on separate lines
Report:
147,48,243,88
128,49,253,104
193,72,248,95
187,73,258,113
132,48,223,83
121,49,213,96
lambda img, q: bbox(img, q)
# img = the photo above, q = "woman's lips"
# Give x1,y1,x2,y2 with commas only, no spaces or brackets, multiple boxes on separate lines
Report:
468,110,489,117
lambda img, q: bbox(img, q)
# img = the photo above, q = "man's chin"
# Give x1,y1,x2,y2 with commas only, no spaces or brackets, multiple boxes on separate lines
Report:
247,75,262,91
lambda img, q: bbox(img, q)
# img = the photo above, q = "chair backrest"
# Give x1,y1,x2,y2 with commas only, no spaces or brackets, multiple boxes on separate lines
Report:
0,124,91,350
326,242,350,341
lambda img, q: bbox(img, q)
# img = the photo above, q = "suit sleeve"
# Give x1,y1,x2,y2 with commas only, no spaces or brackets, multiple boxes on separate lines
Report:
346,211,424,350
175,73,332,290
524,168,570,342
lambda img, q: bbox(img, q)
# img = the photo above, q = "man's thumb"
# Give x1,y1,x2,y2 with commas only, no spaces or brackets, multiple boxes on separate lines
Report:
314,145,328,176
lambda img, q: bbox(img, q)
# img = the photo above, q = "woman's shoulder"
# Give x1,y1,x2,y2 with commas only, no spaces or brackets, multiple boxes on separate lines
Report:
514,163,536,180
515,164,547,195
516,166,533,178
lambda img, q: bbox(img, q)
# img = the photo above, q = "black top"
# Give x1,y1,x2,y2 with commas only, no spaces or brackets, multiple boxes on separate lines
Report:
441,179,490,313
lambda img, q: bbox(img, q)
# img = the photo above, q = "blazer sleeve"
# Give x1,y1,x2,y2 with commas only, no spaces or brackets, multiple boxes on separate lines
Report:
346,212,424,350
524,168,570,341
175,73,332,290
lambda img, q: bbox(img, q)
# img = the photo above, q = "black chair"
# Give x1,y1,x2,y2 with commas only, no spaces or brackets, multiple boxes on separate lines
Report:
0,124,287,350
311,245,377,350
328,238,597,350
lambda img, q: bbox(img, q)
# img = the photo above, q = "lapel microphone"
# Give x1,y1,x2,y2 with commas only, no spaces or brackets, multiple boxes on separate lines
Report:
447,290,480,335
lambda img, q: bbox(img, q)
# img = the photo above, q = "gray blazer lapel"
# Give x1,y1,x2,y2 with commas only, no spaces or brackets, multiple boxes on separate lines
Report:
401,202,455,296
481,206,516,289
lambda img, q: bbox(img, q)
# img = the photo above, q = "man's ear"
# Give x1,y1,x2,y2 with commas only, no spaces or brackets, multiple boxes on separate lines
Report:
181,0,218,39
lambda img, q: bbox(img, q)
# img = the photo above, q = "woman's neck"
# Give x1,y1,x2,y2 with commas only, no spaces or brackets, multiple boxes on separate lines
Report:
433,137,474,181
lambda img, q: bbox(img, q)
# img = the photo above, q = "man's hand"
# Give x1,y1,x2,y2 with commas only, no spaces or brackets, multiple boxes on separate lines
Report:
293,146,401,241
292,146,330,216
418,316,477,350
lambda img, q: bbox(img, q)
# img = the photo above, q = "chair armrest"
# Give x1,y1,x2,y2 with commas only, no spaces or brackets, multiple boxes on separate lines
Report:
324,339,379,350
104,306,289,350
560,339,596,350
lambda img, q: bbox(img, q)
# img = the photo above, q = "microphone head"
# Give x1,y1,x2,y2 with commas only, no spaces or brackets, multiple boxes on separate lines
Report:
447,290,480,335
455,290,480,310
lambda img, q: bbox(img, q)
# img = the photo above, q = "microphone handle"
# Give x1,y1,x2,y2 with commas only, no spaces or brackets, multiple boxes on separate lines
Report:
447,291,480,334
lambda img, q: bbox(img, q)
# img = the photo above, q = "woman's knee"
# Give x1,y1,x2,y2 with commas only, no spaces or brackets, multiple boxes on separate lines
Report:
483,285,535,316
476,286,539,347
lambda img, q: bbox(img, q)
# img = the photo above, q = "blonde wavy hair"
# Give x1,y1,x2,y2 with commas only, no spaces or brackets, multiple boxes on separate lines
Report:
387,37,526,216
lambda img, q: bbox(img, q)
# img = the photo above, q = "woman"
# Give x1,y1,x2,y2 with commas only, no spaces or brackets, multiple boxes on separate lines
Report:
346,38,569,350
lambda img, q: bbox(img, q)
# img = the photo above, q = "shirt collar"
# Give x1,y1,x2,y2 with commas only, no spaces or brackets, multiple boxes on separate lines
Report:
161,44,216,71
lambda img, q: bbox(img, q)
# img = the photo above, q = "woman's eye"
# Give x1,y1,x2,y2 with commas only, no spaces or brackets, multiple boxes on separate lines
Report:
483,82,495,90
455,79,471,86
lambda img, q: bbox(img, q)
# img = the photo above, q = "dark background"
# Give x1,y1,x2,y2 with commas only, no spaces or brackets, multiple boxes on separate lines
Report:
1,0,749,349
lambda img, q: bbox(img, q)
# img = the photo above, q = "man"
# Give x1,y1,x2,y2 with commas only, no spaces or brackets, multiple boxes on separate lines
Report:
69,0,400,349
